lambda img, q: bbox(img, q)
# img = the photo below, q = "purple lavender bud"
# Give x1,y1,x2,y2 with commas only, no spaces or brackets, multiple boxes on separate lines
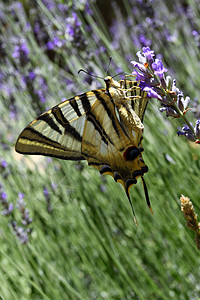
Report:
66,12,81,38
0,191,7,201
152,59,168,80
159,107,179,117
46,41,55,50
131,61,147,73
142,46,155,61
177,124,196,141
195,120,200,139
0,159,7,168
34,23,40,34
57,3,68,12
22,70,36,85
12,41,30,66
177,94,190,112
22,208,33,225
42,0,55,10
8,202,14,212
29,71,36,81
43,186,52,213
53,37,63,48
139,83,162,100
2,202,14,216
18,192,25,199
12,222,29,244
43,186,50,198
132,69,146,81
85,1,93,15
16,193,25,212
139,36,152,47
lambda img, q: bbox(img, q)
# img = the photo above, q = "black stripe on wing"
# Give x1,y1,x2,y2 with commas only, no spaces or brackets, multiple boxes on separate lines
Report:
18,127,69,150
37,114,62,135
80,92,91,112
16,127,85,160
93,90,121,137
69,98,82,117
81,92,114,146
51,106,82,142
86,113,113,146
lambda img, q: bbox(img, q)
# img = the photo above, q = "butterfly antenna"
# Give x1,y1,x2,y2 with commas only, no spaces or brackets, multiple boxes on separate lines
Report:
141,177,153,214
112,71,125,79
78,69,104,80
105,56,112,76
126,189,138,226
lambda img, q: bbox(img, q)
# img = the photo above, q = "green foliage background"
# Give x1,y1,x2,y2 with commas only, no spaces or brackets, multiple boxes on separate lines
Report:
0,1,200,299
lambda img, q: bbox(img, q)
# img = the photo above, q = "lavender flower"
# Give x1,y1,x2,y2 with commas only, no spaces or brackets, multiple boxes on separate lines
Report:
0,159,7,169
42,0,55,11
159,107,179,118
66,12,81,38
131,47,200,143
16,193,33,225
0,189,14,216
4,193,33,244
177,120,200,144
152,59,168,80
142,46,155,62
177,124,196,141
2,202,14,216
0,190,7,201
195,120,200,140
12,221,29,245
139,82,162,100
85,1,93,15
43,186,53,213
22,70,48,105
46,37,64,50
12,40,30,66
177,95,190,113
65,12,87,50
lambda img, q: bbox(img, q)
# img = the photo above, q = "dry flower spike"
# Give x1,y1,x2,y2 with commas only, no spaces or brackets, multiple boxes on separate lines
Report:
180,195,200,250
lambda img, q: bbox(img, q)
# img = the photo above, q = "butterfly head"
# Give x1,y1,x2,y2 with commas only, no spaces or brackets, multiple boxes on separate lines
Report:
104,76,120,91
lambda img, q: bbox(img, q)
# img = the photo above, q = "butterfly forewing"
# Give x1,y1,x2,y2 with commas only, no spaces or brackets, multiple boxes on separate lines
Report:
15,91,102,160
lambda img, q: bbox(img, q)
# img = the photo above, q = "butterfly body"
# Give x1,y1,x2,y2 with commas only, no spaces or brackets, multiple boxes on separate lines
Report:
15,76,150,218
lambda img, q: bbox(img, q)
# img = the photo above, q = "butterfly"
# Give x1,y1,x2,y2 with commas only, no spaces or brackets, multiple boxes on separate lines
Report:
15,75,152,223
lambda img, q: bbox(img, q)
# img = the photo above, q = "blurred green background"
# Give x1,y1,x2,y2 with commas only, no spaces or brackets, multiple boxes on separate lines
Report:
0,0,200,299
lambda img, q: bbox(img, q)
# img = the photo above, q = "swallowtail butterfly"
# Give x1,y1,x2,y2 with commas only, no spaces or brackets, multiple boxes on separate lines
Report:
15,76,152,223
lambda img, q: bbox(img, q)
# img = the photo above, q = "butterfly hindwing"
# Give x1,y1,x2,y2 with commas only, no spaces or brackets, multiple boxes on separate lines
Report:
120,79,148,121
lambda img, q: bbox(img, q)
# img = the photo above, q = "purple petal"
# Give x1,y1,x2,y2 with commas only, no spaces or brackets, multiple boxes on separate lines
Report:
131,61,147,72
195,119,200,139
142,46,154,61
132,70,146,81
152,59,168,80
142,86,161,99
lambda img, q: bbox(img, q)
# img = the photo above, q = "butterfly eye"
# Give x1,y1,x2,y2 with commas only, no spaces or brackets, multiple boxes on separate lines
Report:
124,146,140,161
